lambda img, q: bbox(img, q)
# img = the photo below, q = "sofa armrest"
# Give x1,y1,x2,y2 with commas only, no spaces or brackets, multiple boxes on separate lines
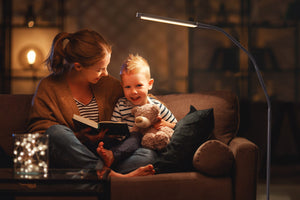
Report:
229,137,259,200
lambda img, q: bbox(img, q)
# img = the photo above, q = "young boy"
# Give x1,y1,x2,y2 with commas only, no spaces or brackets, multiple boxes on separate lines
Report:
98,54,177,168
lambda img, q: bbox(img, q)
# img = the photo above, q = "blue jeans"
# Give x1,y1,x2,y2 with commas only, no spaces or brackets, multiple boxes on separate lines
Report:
113,147,157,174
46,125,157,173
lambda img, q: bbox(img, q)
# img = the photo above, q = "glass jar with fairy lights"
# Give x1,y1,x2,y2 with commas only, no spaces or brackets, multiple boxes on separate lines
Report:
13,133,49,175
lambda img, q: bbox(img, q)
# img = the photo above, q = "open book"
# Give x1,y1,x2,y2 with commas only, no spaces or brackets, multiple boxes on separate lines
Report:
72,114,130,138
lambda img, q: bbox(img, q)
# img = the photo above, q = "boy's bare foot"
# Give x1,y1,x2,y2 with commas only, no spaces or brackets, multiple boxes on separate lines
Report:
97,164,155,179
125,164,155,177
97,141,114,167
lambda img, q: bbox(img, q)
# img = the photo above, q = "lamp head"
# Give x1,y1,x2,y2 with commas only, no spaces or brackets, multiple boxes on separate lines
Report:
136,12,197,28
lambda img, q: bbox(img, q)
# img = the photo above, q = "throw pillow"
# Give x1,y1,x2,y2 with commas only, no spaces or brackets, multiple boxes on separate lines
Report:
193,139,234,176
154,106,214,173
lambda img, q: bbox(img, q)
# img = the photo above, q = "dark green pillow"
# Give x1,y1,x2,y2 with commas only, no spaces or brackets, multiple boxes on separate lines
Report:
154,106,214,173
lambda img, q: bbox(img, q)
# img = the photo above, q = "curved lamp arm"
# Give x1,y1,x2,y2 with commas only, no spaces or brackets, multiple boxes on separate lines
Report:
136,12,272,200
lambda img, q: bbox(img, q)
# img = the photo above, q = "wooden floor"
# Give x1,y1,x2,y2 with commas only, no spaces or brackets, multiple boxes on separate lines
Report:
257,163,300,200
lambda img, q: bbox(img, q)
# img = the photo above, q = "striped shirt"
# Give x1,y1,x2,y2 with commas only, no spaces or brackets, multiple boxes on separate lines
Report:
75,96,99,122
111,96,177,129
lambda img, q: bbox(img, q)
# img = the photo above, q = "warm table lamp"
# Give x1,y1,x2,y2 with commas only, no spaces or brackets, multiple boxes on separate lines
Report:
136,12,272,200
26,49,38,91
27,49,36,66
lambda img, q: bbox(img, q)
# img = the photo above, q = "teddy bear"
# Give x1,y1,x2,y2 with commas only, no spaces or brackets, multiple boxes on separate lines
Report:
131,104,174,151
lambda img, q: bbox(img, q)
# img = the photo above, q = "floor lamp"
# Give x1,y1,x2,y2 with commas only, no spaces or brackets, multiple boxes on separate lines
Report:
136,12,272,200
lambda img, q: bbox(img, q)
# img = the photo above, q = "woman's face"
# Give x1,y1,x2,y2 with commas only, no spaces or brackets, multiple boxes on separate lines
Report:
81,54,111,84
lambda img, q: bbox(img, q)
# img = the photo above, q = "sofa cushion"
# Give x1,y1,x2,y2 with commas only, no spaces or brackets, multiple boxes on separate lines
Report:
154,106,214,173
157,91,240,144
110,172,233,200
193,139,234,176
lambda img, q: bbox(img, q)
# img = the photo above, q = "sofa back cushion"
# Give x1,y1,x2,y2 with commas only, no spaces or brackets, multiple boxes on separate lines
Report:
0,94,33,155
0,91,239,155
157,91,239,144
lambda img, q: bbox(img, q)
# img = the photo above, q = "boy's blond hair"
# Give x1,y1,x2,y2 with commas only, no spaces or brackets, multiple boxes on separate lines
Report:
120,54,151,80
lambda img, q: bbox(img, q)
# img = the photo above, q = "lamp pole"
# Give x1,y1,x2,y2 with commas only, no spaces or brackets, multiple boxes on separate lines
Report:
136,12,272,200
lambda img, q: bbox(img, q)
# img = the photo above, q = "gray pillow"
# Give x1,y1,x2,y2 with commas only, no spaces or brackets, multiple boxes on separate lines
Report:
154,106,214,173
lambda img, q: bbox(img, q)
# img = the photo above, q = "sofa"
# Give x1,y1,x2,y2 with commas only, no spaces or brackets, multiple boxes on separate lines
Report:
0,91,259,200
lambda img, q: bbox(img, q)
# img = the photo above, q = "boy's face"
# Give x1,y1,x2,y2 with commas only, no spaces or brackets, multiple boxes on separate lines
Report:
122,72,153,106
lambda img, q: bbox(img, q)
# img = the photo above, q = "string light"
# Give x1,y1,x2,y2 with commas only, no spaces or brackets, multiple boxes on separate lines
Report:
13,133,48,175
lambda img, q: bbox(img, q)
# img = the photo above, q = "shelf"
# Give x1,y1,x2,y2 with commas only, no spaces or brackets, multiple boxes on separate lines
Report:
187,1,299,102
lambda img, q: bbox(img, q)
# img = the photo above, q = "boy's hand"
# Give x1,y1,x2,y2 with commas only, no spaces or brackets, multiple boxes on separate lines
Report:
153,116,169,130
153,117,176,130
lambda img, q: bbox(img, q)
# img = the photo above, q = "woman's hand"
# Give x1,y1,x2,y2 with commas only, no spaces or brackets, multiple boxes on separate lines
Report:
75,128,107,143
85,128,108,142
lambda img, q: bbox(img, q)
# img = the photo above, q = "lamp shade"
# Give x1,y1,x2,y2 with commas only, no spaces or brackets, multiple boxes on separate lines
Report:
18,45,43,70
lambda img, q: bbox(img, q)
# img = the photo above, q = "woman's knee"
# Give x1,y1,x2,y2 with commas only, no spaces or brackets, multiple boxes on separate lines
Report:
46,125,74,140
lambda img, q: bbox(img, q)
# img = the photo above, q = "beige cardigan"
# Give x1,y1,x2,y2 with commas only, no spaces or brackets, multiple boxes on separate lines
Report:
27,73,123,133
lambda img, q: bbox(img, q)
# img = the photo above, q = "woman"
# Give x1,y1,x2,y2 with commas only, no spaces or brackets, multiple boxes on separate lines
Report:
27,29,155,177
